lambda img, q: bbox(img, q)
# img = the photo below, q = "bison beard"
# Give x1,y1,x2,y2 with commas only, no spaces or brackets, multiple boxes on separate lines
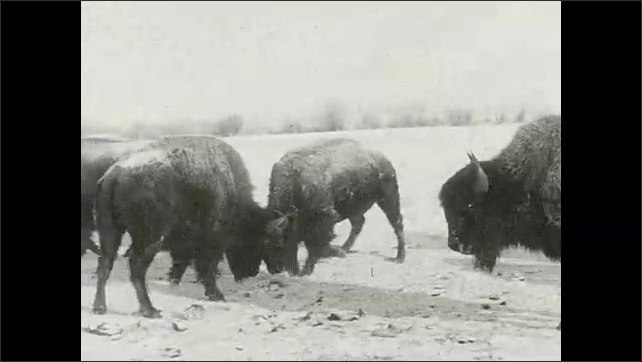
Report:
91,137,280,318
439,115,561,329
266,138,406,277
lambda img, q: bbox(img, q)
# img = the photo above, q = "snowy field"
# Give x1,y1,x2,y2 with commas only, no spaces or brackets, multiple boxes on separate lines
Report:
81,124,561,361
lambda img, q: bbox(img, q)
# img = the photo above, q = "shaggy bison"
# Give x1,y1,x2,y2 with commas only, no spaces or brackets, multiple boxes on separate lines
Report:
266,138,406,276
439,115,561,329
81,137,155,257
91,136,283,318
158,135,273,285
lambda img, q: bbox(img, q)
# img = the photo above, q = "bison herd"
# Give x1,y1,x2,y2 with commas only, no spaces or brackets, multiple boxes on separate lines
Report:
81,115,561,329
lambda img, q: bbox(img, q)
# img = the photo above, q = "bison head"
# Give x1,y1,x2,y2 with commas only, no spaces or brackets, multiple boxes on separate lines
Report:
264,206,301,269
439,152,499,272
225,205,291,281
225,239,262,282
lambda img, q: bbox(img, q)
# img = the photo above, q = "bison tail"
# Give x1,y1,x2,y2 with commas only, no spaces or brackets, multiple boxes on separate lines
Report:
95,169,120,233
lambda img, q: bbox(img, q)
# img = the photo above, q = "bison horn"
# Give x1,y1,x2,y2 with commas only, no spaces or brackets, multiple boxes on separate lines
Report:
467,152,489,194
267,215,290,236
467,152,478,163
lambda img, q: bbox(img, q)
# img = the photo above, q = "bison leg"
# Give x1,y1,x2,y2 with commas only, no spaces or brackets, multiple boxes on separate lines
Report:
283,235,301,277
165,224,200,284
473,244,500,273
340,215,366,253
376,197,406,263
194,247,225,302
85,240,101,256
300,238,327,276
168,258,191,285
168,248,193,285
92,227,124,315
128,245,161,319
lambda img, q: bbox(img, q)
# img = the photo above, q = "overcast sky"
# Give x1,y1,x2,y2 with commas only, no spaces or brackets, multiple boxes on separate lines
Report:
81,1,561,127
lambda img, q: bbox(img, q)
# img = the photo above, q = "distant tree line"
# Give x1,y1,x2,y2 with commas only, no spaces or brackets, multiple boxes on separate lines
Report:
81,103,534,139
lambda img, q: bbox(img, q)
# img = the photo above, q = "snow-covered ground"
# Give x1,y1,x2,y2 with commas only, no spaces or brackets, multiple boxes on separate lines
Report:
81,124,561,361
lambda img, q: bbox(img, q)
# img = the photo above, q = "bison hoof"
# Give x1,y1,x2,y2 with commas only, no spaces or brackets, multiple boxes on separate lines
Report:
332,248,348,258
92,305,107,315
324,246,347,258
139,307,162,319
385,256,405,264
206,292,226,302
285,267,300,277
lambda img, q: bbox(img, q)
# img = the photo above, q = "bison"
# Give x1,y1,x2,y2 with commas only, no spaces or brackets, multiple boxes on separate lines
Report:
91,136,283,318
157,134,274,285
265,138,406,276
81,137,155,257
439,115,561,329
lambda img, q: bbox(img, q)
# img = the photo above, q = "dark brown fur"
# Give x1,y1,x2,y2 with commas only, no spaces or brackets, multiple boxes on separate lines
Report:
80,138,155,256
439,115,561,329
266,138,406,276
91,136,281,318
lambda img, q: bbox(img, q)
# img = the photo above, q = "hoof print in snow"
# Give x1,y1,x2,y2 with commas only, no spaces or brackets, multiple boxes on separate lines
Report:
269,324,285,333
499,301,507,306
324,310,363,323
481,304,491,310
296,311,313,323
268,279,287,288
457,337,476,344
183,303,206,320
371,329,397,338
488,295,501,301
172,321,188,332
162,347,181,359
371,324,404,338
347,309,365,321
81,323,122,337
